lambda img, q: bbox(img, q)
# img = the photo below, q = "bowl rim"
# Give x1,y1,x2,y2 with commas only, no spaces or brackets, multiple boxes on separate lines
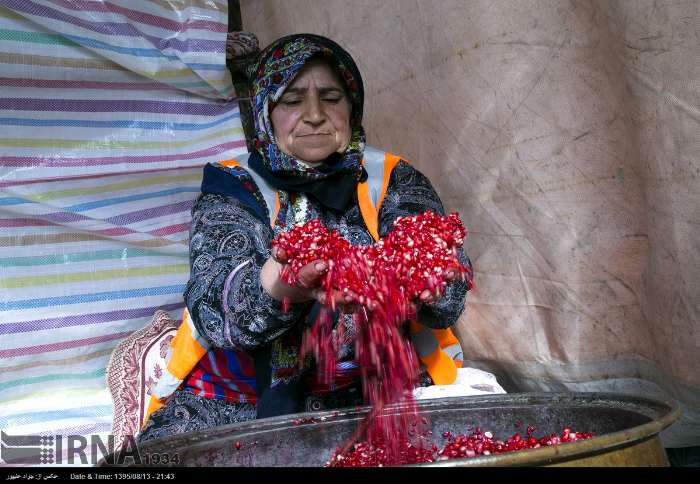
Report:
112,391,682,467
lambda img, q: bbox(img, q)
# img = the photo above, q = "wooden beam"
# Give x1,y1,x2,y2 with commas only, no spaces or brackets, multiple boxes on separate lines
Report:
227,0,257,151
228,0,242,31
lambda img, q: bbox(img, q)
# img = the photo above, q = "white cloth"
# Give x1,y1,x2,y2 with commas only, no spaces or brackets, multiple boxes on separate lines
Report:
413,367,507,400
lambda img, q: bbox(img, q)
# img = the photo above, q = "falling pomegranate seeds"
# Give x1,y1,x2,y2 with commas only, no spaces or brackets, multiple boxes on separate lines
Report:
272,213,594,467
272,211,473,461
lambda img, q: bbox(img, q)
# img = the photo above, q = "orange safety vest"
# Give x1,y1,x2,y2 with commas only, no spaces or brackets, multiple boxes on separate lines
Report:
144,147,463,426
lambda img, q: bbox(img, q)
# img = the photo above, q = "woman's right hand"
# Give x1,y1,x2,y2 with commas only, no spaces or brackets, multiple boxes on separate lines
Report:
261,247,360,311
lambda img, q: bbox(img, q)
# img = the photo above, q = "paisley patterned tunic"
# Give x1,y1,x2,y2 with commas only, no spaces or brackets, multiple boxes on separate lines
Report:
137,160,470,443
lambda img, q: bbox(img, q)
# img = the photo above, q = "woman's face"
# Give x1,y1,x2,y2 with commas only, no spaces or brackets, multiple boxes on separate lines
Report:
270,59,352,164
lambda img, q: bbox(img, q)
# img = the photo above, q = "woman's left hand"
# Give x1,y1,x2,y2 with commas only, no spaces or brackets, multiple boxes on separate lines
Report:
417,265,463,305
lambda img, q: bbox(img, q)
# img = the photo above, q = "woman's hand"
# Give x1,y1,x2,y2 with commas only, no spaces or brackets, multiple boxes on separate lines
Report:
417,266,464,305
261,246,360,311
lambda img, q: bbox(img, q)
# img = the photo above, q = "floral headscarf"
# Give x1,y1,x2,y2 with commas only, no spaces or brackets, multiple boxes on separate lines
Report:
249,34,366,192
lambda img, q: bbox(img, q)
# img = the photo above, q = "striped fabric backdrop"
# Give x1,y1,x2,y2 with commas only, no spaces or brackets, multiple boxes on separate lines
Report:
0,0,246,465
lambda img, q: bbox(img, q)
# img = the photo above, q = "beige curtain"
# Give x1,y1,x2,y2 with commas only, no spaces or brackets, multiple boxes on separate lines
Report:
241,0,700,447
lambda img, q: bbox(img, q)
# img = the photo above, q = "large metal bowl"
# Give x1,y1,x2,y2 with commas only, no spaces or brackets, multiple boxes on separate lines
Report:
107,392,680,467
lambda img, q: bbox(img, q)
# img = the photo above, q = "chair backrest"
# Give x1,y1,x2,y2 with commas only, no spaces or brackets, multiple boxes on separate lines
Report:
106,310,179,451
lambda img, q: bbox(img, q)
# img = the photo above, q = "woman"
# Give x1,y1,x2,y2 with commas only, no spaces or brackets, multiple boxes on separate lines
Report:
137,34,471,443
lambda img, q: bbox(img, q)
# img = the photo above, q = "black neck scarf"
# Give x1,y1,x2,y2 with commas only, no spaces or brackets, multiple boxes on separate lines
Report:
247,150,367,211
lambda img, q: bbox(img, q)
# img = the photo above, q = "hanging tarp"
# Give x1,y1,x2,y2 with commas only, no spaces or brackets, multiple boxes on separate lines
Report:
0,0,245,464
242,0,700,447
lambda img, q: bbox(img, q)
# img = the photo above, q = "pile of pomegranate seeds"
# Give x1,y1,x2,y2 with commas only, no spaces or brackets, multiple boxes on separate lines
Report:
327,437,437,467
272,211,473,459
326,425,594,467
